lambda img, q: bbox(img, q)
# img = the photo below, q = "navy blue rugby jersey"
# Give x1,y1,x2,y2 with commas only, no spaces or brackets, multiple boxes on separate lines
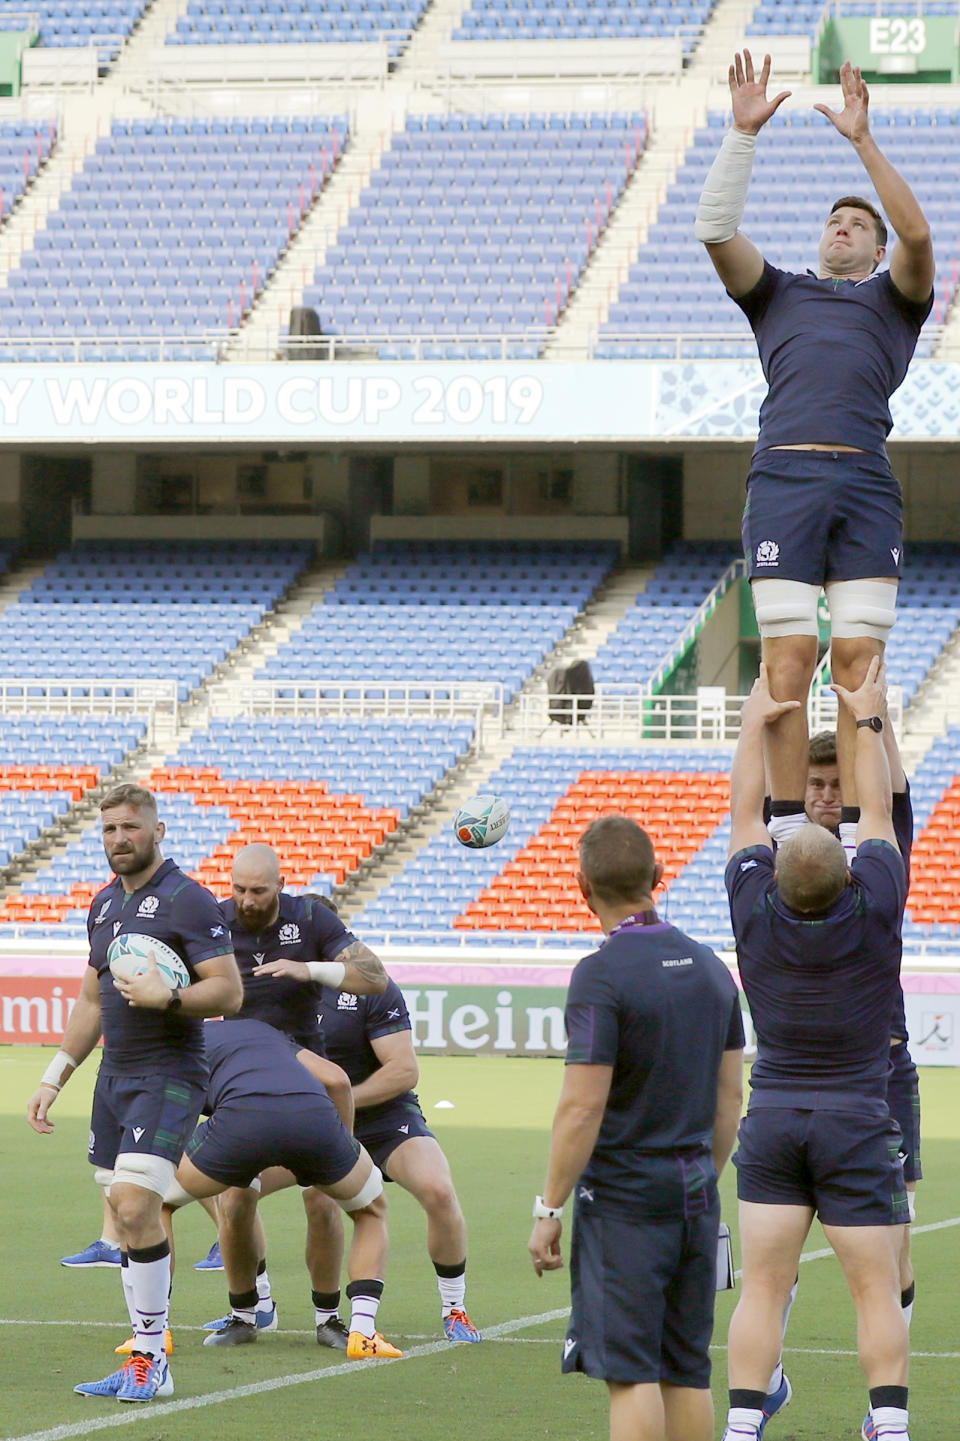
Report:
318,978,417,1124
761,788,913,1041
733,262,932,458
726,839,907,1108
564,916,744,1201
202,1017,326,1110
87,858,234,1084
221,892,353,1049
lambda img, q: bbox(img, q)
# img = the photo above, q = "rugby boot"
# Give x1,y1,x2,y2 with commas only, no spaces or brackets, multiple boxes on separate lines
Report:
203,1316,258,1347
316,1317,350,1349
443,1308,482,1342
347,1330,403,1360
117,1351,174,1402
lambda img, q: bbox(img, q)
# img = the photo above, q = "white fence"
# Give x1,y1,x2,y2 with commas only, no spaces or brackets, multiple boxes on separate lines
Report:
203,679,504,743
0,678,179,744
511,682,903,744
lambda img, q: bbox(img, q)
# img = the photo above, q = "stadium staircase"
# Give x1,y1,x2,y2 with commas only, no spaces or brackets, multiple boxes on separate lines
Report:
226,121,390,359
183,558,350,691
543,123,692,358
543,0,757,356
0,131,89,287
900,623,960,769
336,733,518,919
334,560,654,918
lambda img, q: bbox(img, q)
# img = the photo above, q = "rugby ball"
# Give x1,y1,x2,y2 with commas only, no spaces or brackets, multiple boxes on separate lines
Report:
107,933,191,991
453,794,510,849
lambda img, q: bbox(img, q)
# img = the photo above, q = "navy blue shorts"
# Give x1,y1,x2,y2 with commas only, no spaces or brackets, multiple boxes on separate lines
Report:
887,1043,922,1184
185,1094,361,1190
562,1188,718,1387
734,1106,909,1226
89,1072,205,1170
355,1100,435,1179
743,449,902,584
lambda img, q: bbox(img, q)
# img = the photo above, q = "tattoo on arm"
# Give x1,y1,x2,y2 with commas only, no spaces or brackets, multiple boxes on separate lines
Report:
340,940,387,987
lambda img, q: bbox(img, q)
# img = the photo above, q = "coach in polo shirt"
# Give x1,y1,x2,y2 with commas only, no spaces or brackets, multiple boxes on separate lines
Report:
529,814,745,1441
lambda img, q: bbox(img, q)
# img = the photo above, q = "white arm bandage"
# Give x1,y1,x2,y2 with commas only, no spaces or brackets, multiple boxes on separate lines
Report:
694,129,758,244
40,1049,78,1092
306,959,346,987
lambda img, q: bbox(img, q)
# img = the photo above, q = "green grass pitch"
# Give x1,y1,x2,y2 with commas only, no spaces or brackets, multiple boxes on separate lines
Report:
2,1047,957,1441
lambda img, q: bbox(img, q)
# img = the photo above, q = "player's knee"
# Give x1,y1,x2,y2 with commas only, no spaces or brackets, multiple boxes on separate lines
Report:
219,1186,259,1224
752,579,821,640
421,1180,462,1220
111,1153,175,1216
825,580,897,642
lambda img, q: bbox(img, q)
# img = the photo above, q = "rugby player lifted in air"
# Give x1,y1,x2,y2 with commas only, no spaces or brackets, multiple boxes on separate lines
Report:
696,51,933,859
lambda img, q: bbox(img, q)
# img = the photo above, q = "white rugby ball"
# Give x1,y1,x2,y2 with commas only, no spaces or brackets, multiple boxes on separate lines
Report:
453,794,510,849
107,933,191,991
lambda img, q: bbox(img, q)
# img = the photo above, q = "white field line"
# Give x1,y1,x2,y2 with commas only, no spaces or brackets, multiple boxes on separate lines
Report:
4,1217,959,1441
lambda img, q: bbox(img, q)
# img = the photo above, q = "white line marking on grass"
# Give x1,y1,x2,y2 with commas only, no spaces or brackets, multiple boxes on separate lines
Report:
6,1308,572,1441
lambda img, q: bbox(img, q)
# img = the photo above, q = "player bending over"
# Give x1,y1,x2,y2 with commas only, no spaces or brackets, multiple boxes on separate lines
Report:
167,1018,402,1360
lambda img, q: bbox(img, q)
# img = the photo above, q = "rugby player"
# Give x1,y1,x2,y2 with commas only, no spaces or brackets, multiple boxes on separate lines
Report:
760,726,921,1437
201,844,388,1349
165,1017,401,1360
27,783,244,1404
318,963,482,1343
696,52,933,858
529,815,744,1441
723,661,911,1441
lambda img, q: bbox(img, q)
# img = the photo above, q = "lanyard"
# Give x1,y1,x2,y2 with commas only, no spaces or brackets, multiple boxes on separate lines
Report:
606,910,659,940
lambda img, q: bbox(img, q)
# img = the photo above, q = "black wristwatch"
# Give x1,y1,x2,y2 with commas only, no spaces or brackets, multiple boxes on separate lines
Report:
166,992,183,1013
856,716,883,733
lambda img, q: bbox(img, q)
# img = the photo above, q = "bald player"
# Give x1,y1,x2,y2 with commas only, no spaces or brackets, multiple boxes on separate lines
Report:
201,845,388,1348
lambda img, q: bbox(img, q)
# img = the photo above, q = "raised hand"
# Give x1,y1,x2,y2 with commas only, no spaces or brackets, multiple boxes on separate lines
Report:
741,662,803,728
729,50,791,136
814,60,871,144
832,654,887,721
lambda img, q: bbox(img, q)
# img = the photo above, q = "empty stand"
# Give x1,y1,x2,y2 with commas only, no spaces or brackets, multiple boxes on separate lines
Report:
169,0,429,53
0,541,312,701
454,0,712,50
354,746,734,943
0,1,146,59
256,541,619,701
299,113,646,360
590,541,737,687
0,117,348,361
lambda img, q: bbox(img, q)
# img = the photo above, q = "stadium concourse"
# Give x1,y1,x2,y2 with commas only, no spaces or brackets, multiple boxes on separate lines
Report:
0,539,956,969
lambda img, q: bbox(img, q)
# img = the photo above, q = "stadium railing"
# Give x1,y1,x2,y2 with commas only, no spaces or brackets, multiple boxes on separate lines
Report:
203,679,504,742
510,684,903,742
5,330,949,362
0,678,177,735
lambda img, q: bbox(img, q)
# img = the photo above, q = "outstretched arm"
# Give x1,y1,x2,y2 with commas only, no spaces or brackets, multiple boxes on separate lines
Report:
696,50,791,297
832,656,897,848
729,664,802,857
815,62,933,302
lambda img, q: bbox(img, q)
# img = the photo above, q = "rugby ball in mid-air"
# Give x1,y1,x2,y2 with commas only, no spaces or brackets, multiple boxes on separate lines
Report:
453,794,511,849
107,933,190,990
